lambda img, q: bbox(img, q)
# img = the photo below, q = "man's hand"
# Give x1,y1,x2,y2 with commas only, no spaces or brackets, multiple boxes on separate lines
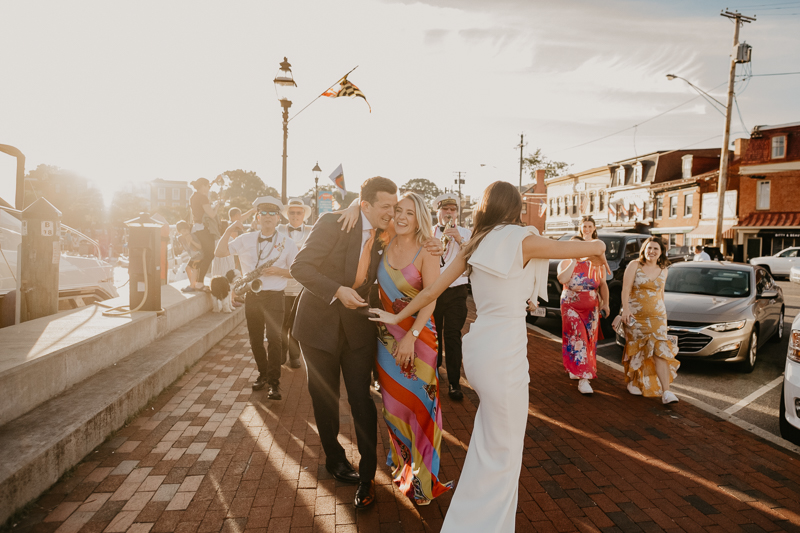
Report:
335,286,368,309
443,226,461,244
423,238,444,257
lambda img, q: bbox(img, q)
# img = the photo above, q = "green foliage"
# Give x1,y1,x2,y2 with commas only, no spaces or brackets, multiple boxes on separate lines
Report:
523,148,571,182
399,178,441,203
109,191,150,226
23,164,107,233
215,170,278,214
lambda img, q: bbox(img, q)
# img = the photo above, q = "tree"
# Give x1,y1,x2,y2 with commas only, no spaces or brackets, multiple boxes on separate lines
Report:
109,190,150,226
523,148,571,182
215,169,278,214
24,164,106,233
399,178,441,204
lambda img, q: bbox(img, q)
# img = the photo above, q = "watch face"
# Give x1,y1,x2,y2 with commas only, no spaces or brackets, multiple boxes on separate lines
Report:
412,329,420,337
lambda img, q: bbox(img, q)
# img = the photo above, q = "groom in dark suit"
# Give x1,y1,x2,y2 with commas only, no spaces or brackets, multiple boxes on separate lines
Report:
290,176,397,509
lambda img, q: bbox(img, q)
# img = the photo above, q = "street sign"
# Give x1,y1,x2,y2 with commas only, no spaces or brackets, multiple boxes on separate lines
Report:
318,191,334,214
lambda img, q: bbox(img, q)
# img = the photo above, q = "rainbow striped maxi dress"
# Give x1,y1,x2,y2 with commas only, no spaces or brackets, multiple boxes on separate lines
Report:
376,250,453,504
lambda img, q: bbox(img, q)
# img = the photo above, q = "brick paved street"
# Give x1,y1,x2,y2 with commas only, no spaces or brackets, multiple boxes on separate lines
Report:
7,301,800,533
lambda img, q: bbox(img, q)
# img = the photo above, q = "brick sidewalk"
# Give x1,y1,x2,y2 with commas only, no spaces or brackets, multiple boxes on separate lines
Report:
8,302,800,533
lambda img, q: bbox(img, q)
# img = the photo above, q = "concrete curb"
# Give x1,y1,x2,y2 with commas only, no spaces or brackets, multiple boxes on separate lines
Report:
0,308,244,525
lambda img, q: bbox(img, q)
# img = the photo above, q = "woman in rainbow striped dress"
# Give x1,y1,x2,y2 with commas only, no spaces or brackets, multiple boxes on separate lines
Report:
375,191,453,506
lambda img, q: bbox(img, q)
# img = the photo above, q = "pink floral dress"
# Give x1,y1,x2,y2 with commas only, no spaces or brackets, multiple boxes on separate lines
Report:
560,260,600,379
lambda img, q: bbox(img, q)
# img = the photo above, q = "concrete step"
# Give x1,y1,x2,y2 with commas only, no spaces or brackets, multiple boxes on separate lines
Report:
0,295,244,524
0,283,212,427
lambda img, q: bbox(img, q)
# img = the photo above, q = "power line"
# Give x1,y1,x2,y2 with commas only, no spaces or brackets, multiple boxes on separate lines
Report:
552,81,728,154
737,71,800,77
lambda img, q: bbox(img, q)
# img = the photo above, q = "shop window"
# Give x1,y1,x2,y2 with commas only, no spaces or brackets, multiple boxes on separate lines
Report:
655,197,663,219
669,196,677,218
629,204,636,220
756,181,770,210
684,193,693,217
572,195,577,215
669,234,677,247
772,136,786,159
599,191,605,212
589,192,595,212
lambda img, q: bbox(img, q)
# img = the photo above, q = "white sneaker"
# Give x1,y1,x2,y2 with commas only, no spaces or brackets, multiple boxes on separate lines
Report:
568,372,580,380
578,379,593,395
627,382,643,396
662,391,679,404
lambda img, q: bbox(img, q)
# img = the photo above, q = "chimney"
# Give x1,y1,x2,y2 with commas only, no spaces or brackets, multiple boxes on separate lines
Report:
535,169,546,192
734,138,749,161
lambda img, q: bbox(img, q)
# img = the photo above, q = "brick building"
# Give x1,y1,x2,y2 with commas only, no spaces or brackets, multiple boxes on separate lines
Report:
521,169,547,233
544,166,611,237
734,122,800,261
150,179,191,212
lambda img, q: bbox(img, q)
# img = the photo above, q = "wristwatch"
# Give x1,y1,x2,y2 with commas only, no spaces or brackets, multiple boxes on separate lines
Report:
411,329,420,338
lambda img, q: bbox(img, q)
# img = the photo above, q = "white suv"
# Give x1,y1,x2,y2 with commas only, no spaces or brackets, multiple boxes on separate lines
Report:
780,313,800,444
751,247,800,278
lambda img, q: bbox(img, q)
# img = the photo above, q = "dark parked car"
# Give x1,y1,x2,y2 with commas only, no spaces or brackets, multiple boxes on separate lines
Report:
666,245,692,264
528,232,651,336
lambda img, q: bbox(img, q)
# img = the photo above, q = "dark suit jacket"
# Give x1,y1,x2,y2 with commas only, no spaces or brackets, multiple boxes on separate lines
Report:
291,213,382,352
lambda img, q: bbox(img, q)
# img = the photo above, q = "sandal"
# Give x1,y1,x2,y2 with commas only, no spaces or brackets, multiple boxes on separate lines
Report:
181,286,196,293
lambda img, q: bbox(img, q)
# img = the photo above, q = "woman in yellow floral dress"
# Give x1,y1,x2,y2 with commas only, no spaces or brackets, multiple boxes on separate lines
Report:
614,237,680,404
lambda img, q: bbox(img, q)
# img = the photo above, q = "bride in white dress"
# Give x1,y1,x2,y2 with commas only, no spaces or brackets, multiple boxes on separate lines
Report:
370,181,605,532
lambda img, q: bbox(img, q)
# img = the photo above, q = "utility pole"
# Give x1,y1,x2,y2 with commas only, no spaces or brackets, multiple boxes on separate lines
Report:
715,10,755,254
519,133,524,191
453,171,466,223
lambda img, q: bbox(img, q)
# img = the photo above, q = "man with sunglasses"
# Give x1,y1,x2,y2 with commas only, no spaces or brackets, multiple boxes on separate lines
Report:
215,196,298,400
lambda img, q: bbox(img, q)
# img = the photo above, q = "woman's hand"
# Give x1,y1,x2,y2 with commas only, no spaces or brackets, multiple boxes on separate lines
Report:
619,310,632,326
368,308,399,325
336,203,361,232
393,334,416,368
601,304,611,319
424,237,444,257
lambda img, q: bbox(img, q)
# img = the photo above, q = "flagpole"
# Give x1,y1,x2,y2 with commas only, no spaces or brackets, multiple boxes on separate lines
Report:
288,65,359,124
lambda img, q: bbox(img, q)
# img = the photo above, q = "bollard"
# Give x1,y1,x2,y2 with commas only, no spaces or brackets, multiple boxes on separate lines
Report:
125,213,162,311
20,198,62,322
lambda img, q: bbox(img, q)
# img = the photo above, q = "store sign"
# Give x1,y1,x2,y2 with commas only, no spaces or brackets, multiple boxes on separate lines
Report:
318,191,334,214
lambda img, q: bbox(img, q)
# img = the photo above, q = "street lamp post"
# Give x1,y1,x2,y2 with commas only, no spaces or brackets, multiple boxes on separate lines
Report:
273,57,297,205
454,172,465,223
312,162,321,223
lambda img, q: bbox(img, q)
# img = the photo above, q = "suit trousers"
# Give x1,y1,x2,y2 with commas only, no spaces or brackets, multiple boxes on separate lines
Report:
300,328,378,480
433,284,469,386
282,294,301,362
245,290,284,385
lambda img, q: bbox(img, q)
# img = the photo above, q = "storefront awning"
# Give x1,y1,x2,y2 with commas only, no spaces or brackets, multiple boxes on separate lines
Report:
686,221,736,239
735,211,800,230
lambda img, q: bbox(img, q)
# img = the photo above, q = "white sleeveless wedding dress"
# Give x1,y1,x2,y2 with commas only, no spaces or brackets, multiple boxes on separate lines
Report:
441,225,548,533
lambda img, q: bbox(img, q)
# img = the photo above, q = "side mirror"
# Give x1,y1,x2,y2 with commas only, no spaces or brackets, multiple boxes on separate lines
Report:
758,290,778,300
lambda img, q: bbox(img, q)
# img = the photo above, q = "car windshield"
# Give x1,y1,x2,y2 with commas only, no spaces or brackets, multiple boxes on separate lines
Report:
665,268,751,297
557,233,624,260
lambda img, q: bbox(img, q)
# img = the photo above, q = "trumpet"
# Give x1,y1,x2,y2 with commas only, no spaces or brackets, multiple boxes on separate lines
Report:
440,218,454,246
232,242,285,296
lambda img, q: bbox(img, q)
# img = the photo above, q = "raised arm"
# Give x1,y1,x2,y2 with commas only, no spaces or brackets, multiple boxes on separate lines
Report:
370,250,466,325
215,220,244,257
557,259,577,285
523,233,605,264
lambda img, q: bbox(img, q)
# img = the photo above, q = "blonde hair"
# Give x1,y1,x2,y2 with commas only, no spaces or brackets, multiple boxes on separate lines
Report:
398,191,432,245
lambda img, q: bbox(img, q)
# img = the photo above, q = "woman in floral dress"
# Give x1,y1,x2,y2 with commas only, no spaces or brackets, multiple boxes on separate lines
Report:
558,236,609,395
614,237,680,404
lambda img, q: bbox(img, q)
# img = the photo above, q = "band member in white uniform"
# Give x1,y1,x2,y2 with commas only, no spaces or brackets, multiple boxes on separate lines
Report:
215,196,298,400
277,198,314,368
431,193,472,400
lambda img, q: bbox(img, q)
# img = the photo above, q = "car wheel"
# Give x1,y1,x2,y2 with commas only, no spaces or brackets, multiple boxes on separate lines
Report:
779,385,800,445
738,327,758,373
770,309,785,343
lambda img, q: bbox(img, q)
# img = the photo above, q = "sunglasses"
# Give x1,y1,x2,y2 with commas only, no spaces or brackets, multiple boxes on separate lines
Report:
259,210,279,216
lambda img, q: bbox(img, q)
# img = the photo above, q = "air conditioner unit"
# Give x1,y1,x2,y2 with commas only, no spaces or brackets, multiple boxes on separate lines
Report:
736,42,752,63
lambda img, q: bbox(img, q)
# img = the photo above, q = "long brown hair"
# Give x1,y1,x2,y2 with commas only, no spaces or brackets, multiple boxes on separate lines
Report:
580,216,598,239
462,181,523,274
638,236,670,268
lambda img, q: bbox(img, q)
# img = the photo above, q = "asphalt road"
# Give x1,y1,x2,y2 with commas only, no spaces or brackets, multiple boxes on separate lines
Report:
531,279,800,441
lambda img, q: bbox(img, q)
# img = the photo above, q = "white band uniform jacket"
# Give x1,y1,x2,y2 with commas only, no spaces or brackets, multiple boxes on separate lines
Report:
228,231,299,292
432,224,472,287
277,223,313,296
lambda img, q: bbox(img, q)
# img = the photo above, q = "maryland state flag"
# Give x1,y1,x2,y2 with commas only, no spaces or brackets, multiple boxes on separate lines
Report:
322,75,371,112
329,164,346,197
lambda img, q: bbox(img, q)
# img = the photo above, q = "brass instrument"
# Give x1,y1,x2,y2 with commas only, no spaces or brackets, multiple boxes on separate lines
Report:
440,218,453,246
232,242,285,296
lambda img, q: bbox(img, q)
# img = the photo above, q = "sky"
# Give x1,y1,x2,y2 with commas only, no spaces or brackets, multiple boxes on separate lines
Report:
1,0,799,208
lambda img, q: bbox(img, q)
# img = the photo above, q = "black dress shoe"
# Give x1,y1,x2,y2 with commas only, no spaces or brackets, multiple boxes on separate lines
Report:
267,385,282,400
449,384,464,401
252,376,268,391
354,480,376,509
326,462,360,484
